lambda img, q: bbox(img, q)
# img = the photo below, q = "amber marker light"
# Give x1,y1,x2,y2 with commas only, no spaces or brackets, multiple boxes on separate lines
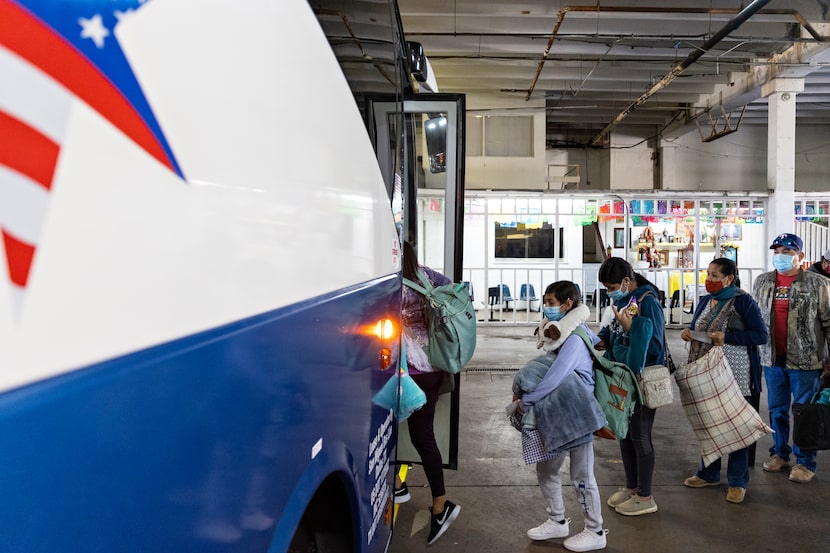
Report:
378,347,392,369
373,318,396,341
369,318,397,370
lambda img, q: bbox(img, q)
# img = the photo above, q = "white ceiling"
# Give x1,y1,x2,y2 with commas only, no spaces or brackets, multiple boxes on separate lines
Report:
398,0,830,146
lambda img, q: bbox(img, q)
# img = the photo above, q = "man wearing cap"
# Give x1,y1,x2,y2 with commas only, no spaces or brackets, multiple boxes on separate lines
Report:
752,233,830,483
807,248,830,279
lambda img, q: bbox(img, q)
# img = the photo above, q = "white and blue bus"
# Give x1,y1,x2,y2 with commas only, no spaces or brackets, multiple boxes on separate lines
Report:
0,0,466,551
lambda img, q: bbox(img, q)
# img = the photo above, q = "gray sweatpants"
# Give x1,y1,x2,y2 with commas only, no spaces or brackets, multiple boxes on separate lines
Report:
536,441,603,532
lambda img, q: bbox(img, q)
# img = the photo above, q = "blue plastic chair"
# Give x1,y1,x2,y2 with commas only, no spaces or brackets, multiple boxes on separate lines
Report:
519,284,536,301
499,284,513,310
518,284,539,311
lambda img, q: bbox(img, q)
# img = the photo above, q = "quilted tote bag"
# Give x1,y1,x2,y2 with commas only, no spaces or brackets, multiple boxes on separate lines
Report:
505,403,553,464
674,346,773,466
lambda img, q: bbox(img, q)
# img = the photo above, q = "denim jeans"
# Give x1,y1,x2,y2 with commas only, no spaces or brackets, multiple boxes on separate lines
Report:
764,365,822,471
696,446,749,488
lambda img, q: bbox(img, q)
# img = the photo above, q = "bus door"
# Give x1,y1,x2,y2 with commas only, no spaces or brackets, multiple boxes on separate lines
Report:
368,94,466,469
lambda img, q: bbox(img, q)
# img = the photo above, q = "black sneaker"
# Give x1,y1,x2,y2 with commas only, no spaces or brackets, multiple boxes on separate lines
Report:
393,482,411,504
427,500,460,544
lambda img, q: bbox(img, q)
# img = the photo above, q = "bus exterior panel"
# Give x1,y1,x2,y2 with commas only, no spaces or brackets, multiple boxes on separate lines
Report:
0,0,403,551
0,276,399,552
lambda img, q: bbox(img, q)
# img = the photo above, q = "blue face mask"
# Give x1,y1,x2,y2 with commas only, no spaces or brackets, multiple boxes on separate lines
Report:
773,253,796,273
543,306,564,321
607,280,629,302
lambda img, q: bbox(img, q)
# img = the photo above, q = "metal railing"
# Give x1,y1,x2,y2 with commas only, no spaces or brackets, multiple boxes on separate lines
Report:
464,265,768,328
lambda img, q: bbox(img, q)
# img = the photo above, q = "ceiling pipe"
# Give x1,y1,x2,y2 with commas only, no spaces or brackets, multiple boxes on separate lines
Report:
525,4,814,103
588,0,776,146
414,33,813,45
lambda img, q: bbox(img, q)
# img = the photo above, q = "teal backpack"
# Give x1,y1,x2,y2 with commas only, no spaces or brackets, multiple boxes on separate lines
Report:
403,271,476,374
573,327,641,440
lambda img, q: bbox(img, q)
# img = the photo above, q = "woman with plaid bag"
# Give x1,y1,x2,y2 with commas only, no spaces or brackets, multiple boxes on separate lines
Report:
680,257,767,504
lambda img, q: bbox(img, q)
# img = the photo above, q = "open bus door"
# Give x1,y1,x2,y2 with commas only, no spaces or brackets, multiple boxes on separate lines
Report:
368,93,466,470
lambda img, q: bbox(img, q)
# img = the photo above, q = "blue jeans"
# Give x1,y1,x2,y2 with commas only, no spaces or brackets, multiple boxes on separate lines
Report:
696,447,749,488
764,365,822,471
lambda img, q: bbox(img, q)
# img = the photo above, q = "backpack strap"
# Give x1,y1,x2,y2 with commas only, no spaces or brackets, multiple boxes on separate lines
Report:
634,289,673,369
403,277,427,295
573,326,640,386
639,289,657,304
572,326,614,377
403,270,434,296
416,269,434,291
572,326,597,357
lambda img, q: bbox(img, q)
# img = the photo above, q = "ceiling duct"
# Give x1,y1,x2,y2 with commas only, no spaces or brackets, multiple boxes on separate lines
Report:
588,0,774,146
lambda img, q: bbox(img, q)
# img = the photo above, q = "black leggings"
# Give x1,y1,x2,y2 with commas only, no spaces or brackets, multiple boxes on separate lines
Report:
408,371,446,498
619,402,656,497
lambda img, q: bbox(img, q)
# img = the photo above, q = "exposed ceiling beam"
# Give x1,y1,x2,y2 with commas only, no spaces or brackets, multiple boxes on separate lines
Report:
662,23,830,138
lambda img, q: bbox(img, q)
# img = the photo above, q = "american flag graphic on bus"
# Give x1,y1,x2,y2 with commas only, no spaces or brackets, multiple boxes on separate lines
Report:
0,0,181,304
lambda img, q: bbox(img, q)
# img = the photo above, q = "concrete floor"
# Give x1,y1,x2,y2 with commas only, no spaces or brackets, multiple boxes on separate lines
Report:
388,324,830,553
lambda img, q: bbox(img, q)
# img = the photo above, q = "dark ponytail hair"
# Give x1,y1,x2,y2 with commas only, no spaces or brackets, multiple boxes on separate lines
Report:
710,257,741,288
598,256,652,288
402,241,420,281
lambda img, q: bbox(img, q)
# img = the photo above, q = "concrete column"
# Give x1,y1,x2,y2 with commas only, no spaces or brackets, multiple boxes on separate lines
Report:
761,78,803,246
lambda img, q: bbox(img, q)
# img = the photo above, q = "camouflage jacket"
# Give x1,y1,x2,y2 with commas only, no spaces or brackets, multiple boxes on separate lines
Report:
752,269,830,369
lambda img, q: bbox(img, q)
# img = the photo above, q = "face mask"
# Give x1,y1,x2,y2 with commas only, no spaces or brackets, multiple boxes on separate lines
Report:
607,279,629,302
773,253,796,273
705,278,727,294
543,306,564,321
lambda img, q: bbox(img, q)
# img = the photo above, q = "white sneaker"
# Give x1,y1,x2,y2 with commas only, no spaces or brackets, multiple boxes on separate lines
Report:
527,517,570,540
563,528,608,552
